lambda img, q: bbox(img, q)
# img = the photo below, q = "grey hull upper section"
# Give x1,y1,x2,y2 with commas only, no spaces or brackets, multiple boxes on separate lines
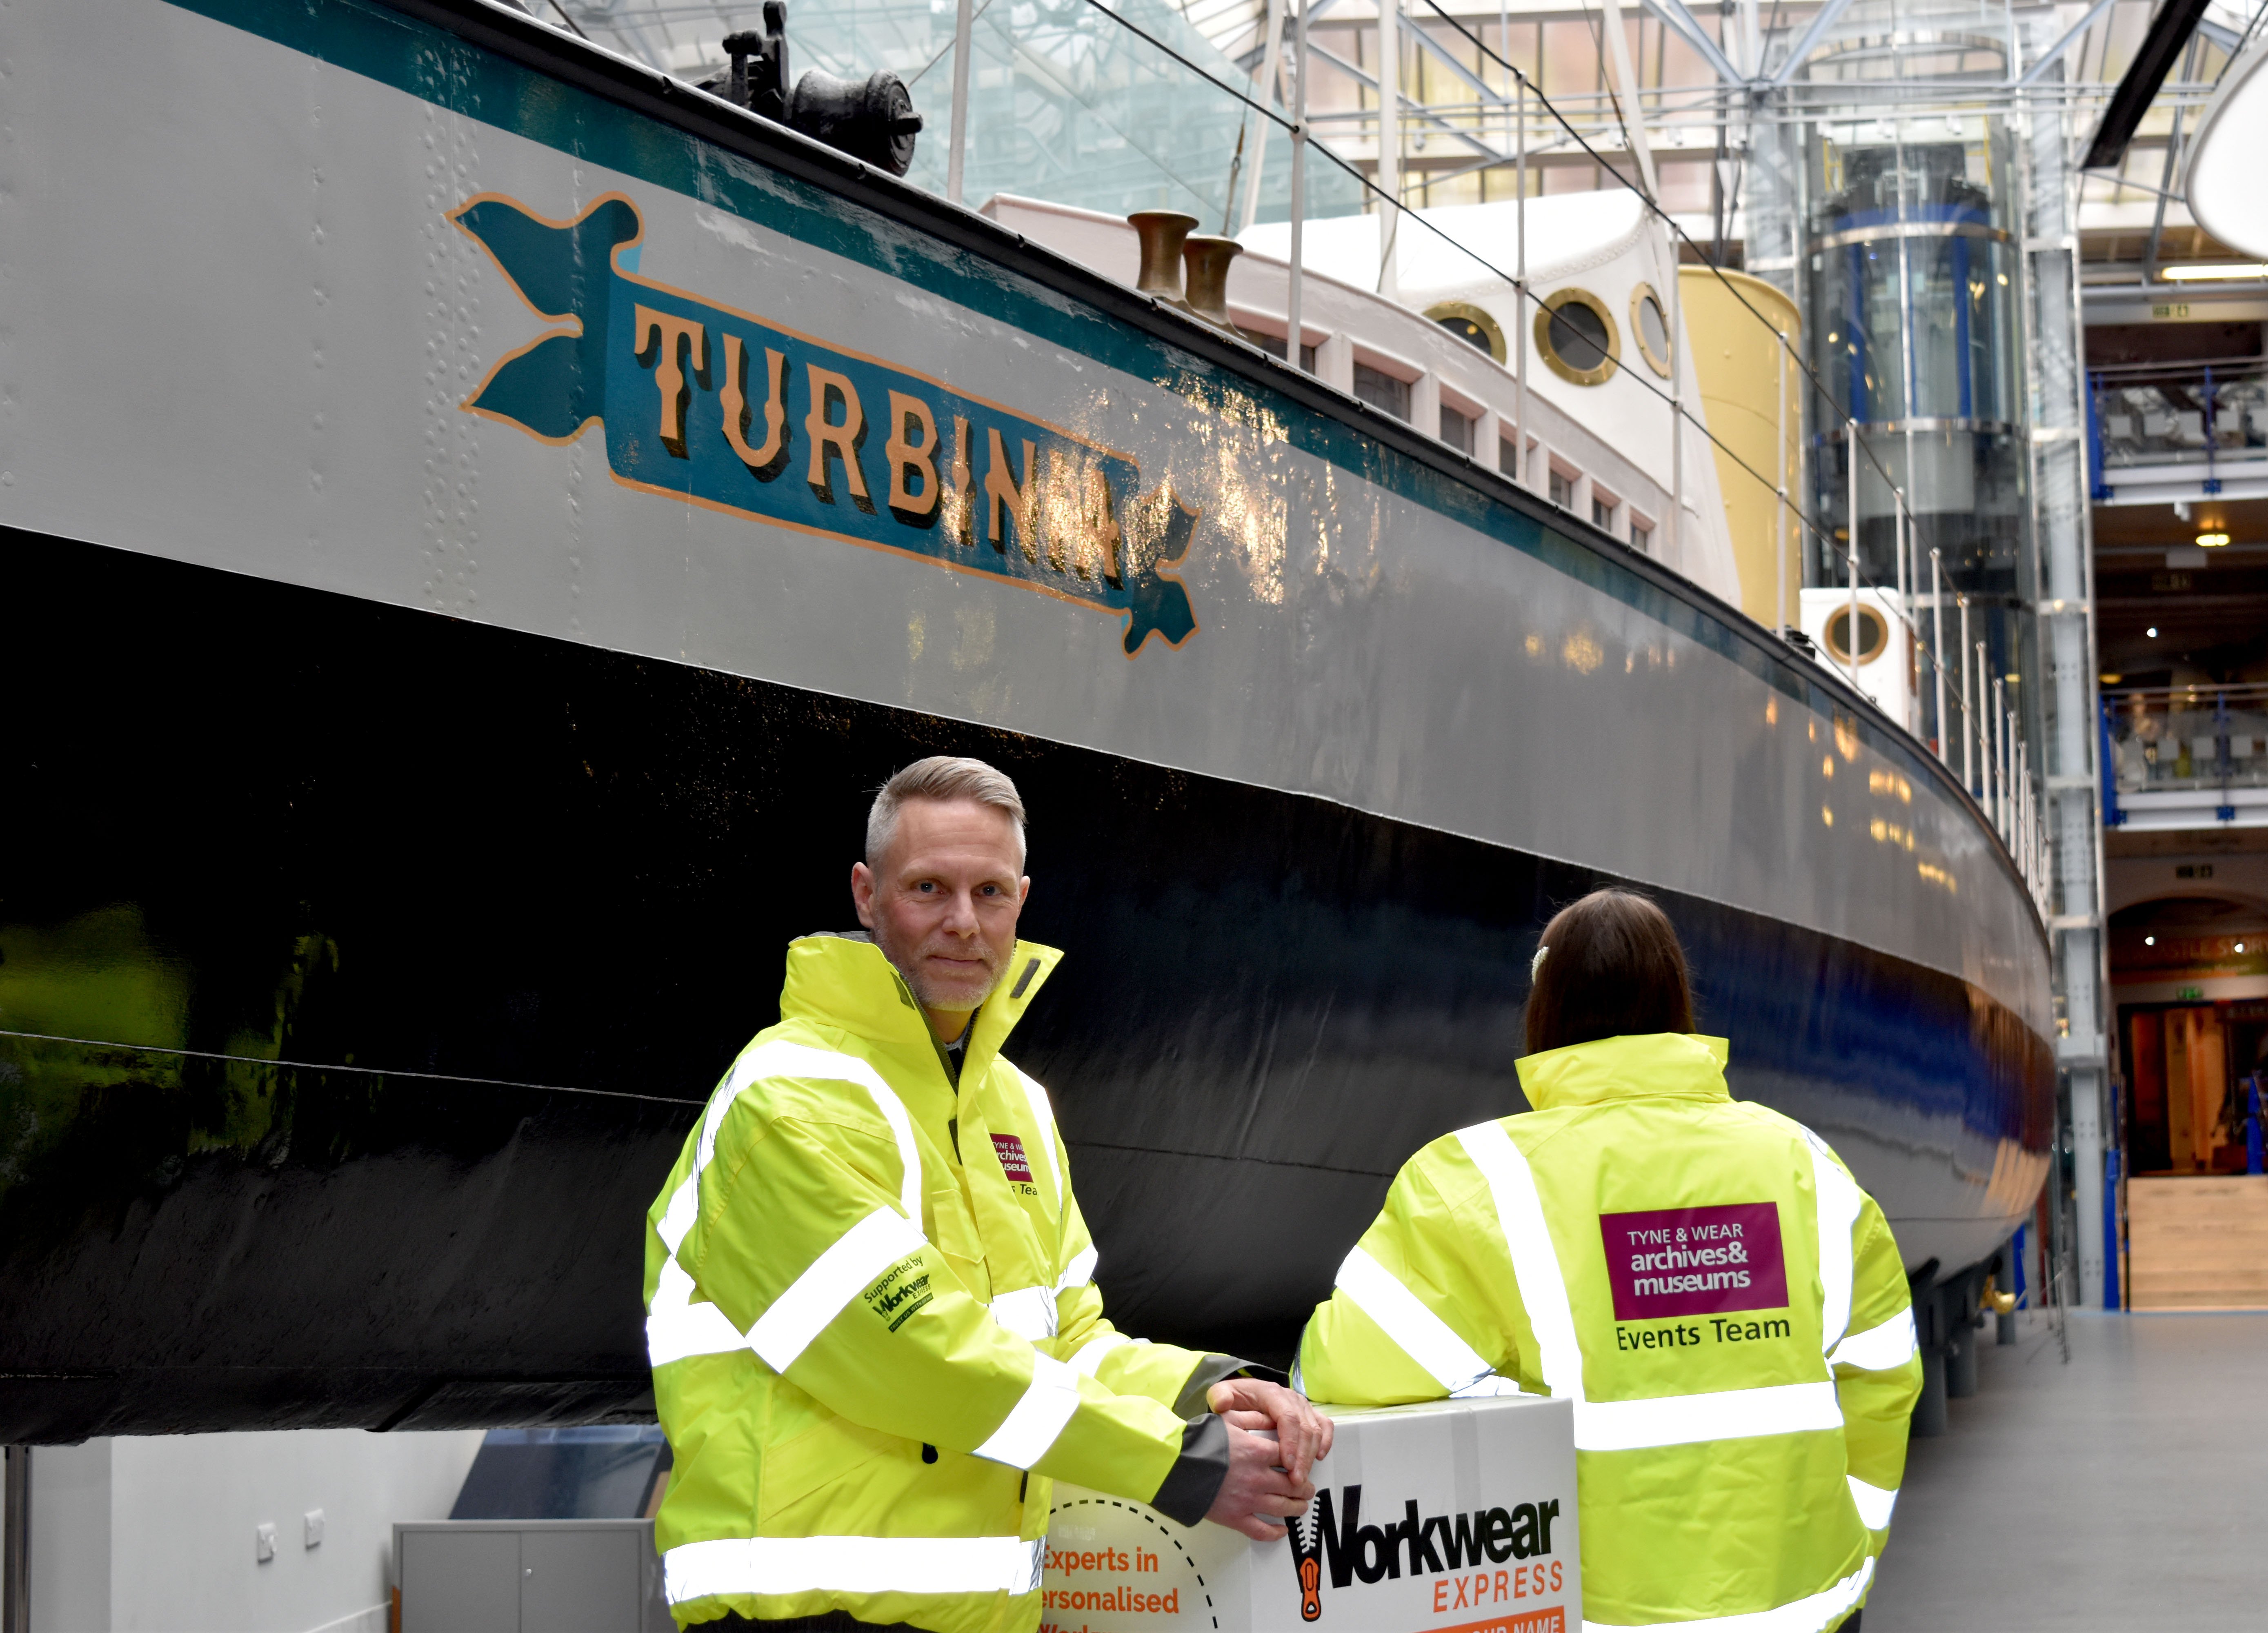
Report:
0,0,2049,1040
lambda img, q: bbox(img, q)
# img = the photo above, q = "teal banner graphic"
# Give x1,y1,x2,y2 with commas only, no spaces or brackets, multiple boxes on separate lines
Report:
452,193,1199,654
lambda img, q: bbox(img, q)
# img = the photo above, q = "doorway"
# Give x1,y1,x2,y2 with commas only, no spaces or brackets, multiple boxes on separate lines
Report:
2123,1003,2260,1173
2110,895,2268,1176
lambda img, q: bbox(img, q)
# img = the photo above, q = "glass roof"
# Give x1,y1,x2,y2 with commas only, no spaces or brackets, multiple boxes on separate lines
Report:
554,0,1361,225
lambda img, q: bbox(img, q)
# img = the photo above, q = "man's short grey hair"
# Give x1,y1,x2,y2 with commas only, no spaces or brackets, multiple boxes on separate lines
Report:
865,756,1028,867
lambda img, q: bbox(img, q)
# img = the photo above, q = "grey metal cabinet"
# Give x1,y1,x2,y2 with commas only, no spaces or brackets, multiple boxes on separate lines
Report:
394,1520,670,1633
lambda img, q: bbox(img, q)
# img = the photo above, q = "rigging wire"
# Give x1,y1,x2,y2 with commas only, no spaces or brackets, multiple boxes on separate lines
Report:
0,1028,705,1107
1579,0,1649,198
1409,0,1918,512
573,0,2020,796
903,0,1000,90
2216,0,2268,82
1069,0,1982,735
1240,23,2056,870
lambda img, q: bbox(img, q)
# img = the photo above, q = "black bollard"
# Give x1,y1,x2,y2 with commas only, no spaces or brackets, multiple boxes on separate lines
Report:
1946,1321,1979,1398
1912,1344,1949,1437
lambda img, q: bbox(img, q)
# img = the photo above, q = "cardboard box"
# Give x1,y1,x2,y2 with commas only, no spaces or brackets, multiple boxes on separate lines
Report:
1043,1394,1578,1633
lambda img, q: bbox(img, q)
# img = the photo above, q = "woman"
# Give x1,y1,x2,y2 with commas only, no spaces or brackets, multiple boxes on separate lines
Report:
1296,889,1920,1633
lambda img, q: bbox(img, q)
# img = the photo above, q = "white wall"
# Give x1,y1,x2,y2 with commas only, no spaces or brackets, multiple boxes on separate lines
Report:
26,1441,110,1633
17,1429,485,1633
2104,841,2268,919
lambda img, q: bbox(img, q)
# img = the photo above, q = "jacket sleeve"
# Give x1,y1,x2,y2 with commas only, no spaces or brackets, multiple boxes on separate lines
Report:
1296,1149,1521,1406
677,1085,1226,1522
1828,1189,1924,1553
1045,1119,1244,1417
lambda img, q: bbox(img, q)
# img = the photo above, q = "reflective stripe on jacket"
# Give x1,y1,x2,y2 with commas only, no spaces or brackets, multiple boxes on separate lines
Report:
645,934,1232,1632
1297,1033,1922,1633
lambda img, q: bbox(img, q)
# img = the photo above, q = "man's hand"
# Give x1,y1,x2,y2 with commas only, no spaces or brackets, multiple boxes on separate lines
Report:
1201,1379,1335,1541
1207,1377,1334,1483
1203,1422,1314,1541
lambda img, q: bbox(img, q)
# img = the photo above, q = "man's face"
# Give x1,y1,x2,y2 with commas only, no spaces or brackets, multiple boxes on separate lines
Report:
851,797,1030,1026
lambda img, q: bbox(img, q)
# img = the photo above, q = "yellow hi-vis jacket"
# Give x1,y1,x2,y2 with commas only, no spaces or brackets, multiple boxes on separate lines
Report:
1297,1033,1922,1633
644,934,1237,1632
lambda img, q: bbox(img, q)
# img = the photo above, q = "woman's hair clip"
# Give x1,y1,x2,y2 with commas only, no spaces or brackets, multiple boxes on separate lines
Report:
1530,944,1549,981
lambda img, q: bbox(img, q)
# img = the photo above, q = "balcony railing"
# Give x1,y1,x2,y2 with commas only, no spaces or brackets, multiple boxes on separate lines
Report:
2102,685,2268,831
2088,359,2268,502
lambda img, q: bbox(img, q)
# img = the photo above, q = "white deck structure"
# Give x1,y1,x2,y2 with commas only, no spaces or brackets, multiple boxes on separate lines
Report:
984,192,1744,607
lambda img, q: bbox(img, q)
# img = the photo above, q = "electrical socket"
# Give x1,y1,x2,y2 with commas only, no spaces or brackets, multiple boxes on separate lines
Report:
304,1508,325,1548
255,1523,277,1563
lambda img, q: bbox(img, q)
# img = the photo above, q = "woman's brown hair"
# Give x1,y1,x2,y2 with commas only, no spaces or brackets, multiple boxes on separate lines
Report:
1523,888,1695,1054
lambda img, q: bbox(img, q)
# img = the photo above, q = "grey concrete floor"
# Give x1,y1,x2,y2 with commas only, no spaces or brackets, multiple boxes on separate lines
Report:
1868,1308,2268,1631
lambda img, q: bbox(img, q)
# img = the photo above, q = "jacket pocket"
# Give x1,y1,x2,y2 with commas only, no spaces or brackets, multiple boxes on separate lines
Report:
759,1404,903,1524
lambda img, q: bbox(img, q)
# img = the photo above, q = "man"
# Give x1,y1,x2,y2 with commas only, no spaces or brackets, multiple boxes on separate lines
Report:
1296,889,1921,1633
645,755,1331,1632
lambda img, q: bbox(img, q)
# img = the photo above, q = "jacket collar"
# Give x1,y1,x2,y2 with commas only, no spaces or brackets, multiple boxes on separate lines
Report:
777,932,1063,1084
1514,1032,1732,1111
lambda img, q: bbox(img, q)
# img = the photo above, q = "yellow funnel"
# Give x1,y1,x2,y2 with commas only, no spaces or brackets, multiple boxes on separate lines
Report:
1679,268,1801,629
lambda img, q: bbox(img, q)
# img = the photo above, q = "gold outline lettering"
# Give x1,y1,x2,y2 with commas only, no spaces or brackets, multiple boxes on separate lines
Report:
633,304,707,456
985,427,1037,558
885,390,941,520
804,364,872,509
720,334,789,476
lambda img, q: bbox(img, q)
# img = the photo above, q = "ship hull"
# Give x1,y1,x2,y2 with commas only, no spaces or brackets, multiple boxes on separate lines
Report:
2,528,2048,1441
0,0,2053,1441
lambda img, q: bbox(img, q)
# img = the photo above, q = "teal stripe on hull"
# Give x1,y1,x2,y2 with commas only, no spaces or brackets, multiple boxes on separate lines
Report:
159,0,1997,827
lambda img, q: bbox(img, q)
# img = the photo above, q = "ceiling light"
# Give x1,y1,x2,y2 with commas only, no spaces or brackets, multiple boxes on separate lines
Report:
2148,626,2159,638
2198,532,2231,547
2159,263,2268,281
2146,935,2156,946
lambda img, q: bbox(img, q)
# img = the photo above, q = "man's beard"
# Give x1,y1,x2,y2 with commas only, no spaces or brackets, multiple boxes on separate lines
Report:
883,928,1007,1012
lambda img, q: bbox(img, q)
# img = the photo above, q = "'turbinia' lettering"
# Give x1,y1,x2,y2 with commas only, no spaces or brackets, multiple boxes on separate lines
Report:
634,304,707,455
885,390,940,521
804,365,870,510
719,334,789,476
454,191,1201,654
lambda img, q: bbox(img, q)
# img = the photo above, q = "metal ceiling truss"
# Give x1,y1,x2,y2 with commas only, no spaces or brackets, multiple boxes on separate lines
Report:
1399,10,1511,105
2082,0,2215,168
1304,38,1510,163
2017,0,2124,87
1767,0,1858,87
1639,0,1742,84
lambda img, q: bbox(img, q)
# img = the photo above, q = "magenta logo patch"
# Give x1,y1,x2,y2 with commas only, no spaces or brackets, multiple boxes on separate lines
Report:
992,1133,1034,1185
1599,1203,1788,1322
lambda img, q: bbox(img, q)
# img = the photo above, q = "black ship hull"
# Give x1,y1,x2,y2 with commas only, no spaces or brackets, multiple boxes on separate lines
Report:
1,531,2048,1440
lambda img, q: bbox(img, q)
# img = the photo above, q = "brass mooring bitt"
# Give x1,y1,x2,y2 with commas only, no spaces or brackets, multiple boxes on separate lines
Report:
1127,209,1198,305
1181,234,1244,331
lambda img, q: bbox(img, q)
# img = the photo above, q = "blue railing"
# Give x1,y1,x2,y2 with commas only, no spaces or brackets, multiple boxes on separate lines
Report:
2098,690,2124,826
2086,358,2268,500
2101,685,2268,799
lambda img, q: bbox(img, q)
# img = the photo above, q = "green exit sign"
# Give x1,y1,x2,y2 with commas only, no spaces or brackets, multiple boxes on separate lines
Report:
2152,302,2192,320
2177,985,2206,1001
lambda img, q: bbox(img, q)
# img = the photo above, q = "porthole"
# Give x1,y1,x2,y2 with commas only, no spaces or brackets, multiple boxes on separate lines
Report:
1534,289,1619,386
1630,283,1673,378
1425,300,1506,364
1823,603,1890,666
